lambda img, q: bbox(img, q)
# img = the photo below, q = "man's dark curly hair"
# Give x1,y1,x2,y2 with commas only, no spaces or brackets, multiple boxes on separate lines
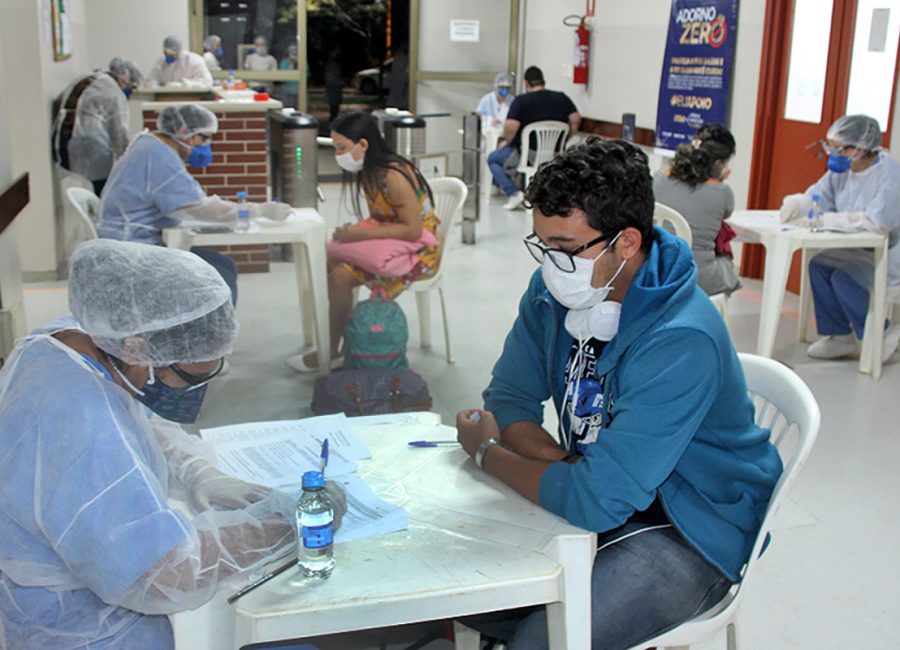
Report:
524,136,655,251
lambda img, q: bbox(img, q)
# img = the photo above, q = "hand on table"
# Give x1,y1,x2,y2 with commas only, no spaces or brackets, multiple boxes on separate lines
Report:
455,409,500,460
779,193,812,224
190,465,271,511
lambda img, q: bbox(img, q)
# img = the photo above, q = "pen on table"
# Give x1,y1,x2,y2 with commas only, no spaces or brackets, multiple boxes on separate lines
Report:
320,438,329,474
227,557,297,605
408,440,460,448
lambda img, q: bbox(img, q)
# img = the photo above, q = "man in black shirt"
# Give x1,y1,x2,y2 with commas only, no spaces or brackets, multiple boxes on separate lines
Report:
488,66,581,210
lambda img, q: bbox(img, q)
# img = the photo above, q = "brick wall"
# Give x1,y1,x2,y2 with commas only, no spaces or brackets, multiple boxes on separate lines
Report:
142,109,271,272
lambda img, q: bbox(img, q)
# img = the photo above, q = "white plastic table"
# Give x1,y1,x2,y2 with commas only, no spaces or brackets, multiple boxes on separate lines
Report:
163,208,331,376
171,418,596,649
730,210,888,379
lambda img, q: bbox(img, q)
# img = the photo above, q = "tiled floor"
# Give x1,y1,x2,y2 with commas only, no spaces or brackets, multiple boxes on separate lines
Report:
22,186,900,649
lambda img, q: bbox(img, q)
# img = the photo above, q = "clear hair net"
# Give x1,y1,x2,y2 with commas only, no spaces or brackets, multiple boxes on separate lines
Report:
203,34,221,50
157,103,218,138
109,57,142,86
827,114,882,151
494,72,513,88
163,35,182,52
68,239,237,366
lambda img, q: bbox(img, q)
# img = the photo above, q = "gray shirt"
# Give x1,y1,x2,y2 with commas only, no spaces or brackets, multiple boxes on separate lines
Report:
653,171,741,296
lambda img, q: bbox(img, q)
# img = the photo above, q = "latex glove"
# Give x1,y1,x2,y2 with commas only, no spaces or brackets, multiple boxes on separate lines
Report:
253,201,292,221
779,193,811,223
189,463,271,512
819,210,879,232
324,481,348,531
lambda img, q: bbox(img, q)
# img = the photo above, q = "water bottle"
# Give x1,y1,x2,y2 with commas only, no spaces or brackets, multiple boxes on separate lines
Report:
235,191,250,232
227,69,236,89
296,471,335,578
807,193,823,231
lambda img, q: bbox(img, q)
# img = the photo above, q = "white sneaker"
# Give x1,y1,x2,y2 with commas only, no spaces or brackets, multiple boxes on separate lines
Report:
807,334,858,360
285,353,343,374
882,324,900,362
502,191,525,210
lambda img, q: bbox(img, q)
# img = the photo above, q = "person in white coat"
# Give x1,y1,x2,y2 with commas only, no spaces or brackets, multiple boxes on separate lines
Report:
779,114,900,361
149,35,213,87
202,34,223,72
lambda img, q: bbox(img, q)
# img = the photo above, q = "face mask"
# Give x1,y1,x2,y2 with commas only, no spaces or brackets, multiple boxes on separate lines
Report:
541,232,624,310
122,86,132,99
497,87,510,98
214,46,224,58
255,46,267,56
187,143,214,167
564,301,622,341
165,54,176,64
335,150,364,173
827,152,852,173
112,364,209,424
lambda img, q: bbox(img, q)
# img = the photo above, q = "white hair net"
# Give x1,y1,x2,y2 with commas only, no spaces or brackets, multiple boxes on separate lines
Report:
203,34,221,50
494,72,513,88
827,114,882,151
163,35,182,52
68,239,237,366
157,103,218,139
109,57,142,86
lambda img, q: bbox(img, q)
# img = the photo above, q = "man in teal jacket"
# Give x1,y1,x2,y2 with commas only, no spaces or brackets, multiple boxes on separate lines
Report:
456,137,783,649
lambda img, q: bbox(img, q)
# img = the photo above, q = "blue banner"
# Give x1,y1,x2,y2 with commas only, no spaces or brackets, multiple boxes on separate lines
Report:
654,0,739,151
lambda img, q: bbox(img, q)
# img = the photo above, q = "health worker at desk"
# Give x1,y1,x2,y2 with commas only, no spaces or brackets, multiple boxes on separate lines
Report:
0,240,296,649
97,103,291,303
148,35,213,87
779,114,900,363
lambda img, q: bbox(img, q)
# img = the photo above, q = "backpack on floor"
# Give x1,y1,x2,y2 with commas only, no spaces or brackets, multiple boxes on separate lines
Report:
343,287,409,370
311,368,432,416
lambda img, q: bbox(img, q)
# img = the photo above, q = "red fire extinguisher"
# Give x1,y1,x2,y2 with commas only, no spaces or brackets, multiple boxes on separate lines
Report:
564,4,593,86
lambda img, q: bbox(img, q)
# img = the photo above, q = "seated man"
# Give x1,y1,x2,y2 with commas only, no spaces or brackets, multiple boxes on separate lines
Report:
457,137,783,649
488,65,580,210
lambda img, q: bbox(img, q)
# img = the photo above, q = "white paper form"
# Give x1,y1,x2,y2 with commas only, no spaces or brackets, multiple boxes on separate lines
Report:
200,415,371,487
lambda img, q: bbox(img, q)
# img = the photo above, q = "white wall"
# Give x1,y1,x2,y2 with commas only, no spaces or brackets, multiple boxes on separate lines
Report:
521,0,766,210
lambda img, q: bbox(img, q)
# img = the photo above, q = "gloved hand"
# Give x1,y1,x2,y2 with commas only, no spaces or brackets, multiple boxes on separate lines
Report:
189,463,271,511
324,481,348,531
779,193,812,223
254,201,292,221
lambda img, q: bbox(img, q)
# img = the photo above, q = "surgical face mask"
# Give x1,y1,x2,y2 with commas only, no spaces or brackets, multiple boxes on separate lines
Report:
165,54,177,64
497,87,511,99
187,143,214,167
111,364,209,424
122,86,132,99
255,45,267,55
214,46,224,58
335,150,364,173
541,232,625,310
827,152,852,174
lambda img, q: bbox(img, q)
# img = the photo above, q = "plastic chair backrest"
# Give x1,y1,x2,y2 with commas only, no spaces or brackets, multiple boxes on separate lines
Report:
65,187,100,240
516,120,569,175
653,202,692,247
427,177,468,255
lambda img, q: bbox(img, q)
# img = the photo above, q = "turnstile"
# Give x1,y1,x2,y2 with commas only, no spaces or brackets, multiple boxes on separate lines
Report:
267,110,319,209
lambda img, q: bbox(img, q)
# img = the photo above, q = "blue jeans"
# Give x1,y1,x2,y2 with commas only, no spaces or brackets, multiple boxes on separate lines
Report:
191,247,238,305
488,145,519,197
460,523,732,650
808,249,875,339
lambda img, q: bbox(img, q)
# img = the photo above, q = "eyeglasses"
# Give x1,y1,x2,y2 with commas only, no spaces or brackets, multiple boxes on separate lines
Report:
524,231,617,273
168,358,225,390
819,140,856,156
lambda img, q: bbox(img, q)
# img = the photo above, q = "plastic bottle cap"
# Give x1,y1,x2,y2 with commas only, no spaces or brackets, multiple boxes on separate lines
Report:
236,191,248,199
302,470,325,488
812,194,821,201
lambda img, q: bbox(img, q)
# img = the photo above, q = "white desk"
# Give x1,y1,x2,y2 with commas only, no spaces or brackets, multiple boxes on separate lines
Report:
730,210,888,379
163,208,331,376
172,419,595,649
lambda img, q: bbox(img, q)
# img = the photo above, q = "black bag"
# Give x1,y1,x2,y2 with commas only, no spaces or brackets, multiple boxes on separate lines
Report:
311,368,433,416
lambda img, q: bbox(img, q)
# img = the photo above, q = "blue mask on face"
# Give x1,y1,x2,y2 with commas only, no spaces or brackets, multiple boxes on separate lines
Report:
187,143,213,167
165,54,176,64
827,152,852,173
122,86,132,99
138,379,209,423
497,87,510,98
214,46,224,58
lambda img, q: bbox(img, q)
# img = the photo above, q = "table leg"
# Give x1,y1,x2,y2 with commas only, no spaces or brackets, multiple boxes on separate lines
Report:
797,248,814,342
542,533,595,650
859,241,888,380
293,243,315,348
756,239,795,358
293,231,331,377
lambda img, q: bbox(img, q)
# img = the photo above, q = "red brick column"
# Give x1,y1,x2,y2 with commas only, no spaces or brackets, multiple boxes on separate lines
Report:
142,109,271,272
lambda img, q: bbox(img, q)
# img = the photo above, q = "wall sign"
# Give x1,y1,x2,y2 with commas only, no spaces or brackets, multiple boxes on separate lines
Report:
654,0,739,150
450,20,480,43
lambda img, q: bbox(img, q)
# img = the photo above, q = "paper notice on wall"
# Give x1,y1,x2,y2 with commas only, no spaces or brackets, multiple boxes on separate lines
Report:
450,19,480,43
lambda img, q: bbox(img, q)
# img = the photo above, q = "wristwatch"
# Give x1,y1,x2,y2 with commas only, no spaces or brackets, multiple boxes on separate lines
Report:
475,437,502,469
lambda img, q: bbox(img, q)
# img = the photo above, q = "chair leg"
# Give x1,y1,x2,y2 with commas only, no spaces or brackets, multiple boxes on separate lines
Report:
452,621,481,650
438,287,454,364
416,291,432,349
726,619,739,650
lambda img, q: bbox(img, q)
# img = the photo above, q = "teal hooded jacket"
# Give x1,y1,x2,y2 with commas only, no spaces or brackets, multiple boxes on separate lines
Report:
483,228,783,582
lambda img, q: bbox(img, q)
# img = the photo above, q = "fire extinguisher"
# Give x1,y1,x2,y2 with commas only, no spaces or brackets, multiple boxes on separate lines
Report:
564,13,591,85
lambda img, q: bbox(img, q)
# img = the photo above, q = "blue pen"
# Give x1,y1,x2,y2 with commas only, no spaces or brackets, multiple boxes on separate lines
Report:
320,438,329,474
408,440,459,448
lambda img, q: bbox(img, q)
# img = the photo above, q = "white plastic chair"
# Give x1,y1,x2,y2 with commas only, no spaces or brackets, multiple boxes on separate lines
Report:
628,353,820,650
515,120,569,188
409,177,468,363
65,186,100,241
654,202,692,247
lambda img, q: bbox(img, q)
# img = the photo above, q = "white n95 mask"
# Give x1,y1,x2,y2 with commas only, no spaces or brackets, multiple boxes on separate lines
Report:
565,301,622,341
542,231,625,310
335,151,364,173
